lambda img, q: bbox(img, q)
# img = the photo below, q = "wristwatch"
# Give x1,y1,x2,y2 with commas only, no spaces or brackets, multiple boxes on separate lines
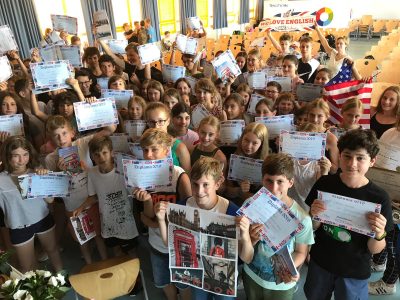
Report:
374,231,387,241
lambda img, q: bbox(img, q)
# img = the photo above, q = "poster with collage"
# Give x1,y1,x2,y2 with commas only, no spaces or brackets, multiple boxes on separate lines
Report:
167,203,238,297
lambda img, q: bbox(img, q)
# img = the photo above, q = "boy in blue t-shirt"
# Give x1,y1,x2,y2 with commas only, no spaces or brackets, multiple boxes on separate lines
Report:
305,129,394,300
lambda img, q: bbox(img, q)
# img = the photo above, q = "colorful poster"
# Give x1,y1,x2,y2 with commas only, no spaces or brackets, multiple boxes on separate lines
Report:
168,203,238,297
70,211,96,245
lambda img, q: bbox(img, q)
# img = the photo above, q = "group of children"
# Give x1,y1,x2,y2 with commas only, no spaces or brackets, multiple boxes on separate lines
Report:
0,18,399,300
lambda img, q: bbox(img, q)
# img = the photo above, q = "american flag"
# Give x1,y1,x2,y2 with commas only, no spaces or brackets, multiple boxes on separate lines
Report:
323,61,372,128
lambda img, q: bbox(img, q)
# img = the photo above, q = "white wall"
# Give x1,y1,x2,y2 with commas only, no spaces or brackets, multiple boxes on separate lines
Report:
351,0,400,19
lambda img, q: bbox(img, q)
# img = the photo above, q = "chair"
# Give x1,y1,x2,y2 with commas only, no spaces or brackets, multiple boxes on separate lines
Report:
356,15,373,39
354,59,378,78
370,20,386,38
385,20,399,35
70,256,141,300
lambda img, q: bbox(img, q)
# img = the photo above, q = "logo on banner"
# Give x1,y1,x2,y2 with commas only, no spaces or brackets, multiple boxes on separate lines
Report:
316,7,334,26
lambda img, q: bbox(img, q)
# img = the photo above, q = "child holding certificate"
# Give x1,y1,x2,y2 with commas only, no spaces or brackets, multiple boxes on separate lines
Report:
175,78,196,106
147,79,164,102
305,129,394,300
330,98,364,137
223,93,250,124
73,136,139,256
224,122,269,202
0,136,63,273
163,88,181,110
145,102,191,172
240,153,314,300
126,96,146,121
170,103,199,151
307,98,339,173
275,93,297,116
313,68,332,86
133,128,192,300
236,83,251,109
45,115,110,263
190,116,227,171
281,55,304,93
154,156,244,299
255,98,276,118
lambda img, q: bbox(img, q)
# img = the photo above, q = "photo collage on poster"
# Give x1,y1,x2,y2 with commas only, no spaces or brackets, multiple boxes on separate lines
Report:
167,203,238,297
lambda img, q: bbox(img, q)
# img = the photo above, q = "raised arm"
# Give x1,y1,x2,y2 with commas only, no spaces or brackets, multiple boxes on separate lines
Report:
30,91,49,122
266,29,283,53
8,50,29,78
98,39,126,70
314,22,333,56
66,78,85,101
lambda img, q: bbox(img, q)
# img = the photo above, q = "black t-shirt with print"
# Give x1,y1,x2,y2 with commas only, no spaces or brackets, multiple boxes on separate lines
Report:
305,173,394,279
124,62,163,84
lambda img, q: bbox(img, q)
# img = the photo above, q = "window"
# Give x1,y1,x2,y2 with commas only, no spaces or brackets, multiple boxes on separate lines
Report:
158,0,177,34
227,0,240,25
111,0,142,39
197,0,209,28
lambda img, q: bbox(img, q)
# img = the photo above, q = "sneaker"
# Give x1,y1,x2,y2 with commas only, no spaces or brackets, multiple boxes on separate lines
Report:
370,261,386,272
368,279,396,295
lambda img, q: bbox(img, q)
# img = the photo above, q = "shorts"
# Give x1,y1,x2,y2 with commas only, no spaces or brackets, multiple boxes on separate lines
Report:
10,214,55,245
104,236,139,251
304,259,368,300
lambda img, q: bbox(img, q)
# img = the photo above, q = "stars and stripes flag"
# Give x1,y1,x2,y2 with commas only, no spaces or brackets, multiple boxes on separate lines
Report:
323,61,372,128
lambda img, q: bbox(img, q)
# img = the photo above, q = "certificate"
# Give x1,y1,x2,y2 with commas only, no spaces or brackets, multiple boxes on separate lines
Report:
191,104,210,129
128,142,144,159
247,93,265,116
0,114,24,136
51,14,78,35
124,120,147,140
58,146,82,173
366,167,400,202
0,25,18,54
114,152,135,174
176,34,198,55
280,130,326,161
59,46,81,67
375,141,400,172
0,55,13,82
137,42,162,65
313,191,381,237
123,158,173,190
97,77,109,90
219,120,245,146
211,50,242,83
30,60,72,89
106,39,128,54
73,98,119,132
39,45,58,62
247,72,266,89
49,31,62,44
186,16,201,30
296,83,323,102
101,89,133,109
237,187,305,252
24,173,71,199
162,64,186,83
93,10,113,40
255,114,295,139
70,211,96,245
268,76,292,92
250,37,265,47
228,154,263,185
110,134,130,153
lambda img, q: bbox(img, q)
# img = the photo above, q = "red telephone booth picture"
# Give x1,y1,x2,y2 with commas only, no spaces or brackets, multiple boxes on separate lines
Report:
174,229,199,268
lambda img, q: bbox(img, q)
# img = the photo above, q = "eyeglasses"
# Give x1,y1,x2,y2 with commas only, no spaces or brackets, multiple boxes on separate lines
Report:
78,80,91,85
147,119,168,127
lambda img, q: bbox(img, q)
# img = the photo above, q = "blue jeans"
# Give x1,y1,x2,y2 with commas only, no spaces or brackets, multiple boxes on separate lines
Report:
191,287,235,300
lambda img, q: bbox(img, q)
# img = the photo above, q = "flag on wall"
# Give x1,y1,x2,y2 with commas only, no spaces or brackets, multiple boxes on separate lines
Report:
324,62,372,128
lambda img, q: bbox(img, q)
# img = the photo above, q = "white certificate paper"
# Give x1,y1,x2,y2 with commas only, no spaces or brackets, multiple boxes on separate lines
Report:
247,93,265,116
110,134,130,153
280,131,326,161
0,55,13,82
124,120,147,140
93,10,113,40
313,191,381,237
237,187,305,252
97,77,109,90
30,60,72,89
51,14,78,35
106,39,128,54
296,83,323,102
0,25,18,54
247,72,267,89
228,154,263,185
22,173,71,199
73,98,119,132
114,152,135,174
128,142,144,159
191,104,210,129
186,16,201,30
0,114,24,136
176,34,198,55
376,141,400,172
268,76,292,92
219,120,245,146
255,114,295,139
40,45,81,67
211,50,242,83
123,158,173,190
162,64,186,83
101,89,133,109
366,167,400,202
137,42,162,65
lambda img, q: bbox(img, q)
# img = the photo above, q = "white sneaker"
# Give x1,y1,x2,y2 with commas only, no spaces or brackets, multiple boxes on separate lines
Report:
370,261,386,272
368,279,396,295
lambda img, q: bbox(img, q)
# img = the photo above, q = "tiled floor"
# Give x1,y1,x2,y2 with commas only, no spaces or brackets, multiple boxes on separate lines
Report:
59,37,400,299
